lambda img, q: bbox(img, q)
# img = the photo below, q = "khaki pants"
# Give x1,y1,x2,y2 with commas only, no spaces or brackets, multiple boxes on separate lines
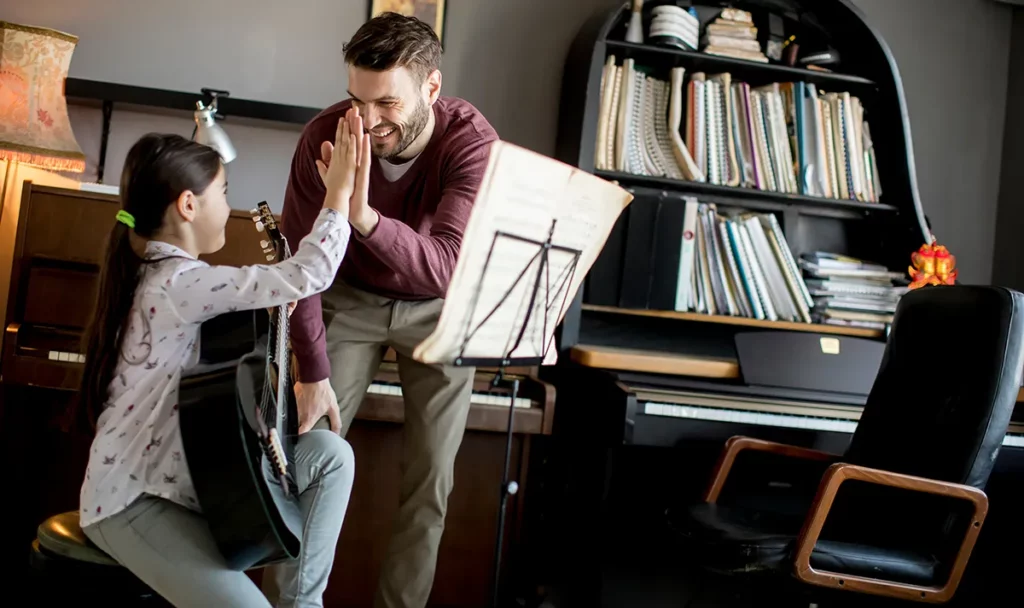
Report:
323,281,474,608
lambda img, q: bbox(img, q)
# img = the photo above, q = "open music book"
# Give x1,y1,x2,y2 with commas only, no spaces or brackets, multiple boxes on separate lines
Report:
413,140,633,365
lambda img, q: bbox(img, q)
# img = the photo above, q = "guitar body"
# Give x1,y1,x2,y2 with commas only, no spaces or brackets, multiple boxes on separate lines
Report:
178,312,302,570
178,202,302,571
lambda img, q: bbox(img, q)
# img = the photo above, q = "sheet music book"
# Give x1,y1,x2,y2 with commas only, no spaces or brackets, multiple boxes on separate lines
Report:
412,140,633,365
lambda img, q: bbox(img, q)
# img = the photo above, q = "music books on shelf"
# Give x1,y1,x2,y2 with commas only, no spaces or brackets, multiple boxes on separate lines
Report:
413,140,634,365
674,198,813,322
671,199,906,331
594,56,882,203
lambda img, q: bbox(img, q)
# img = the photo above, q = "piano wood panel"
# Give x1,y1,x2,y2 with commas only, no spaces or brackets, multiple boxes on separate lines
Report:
570,343,740,378
22,266,97,329
16,189,118,265
323,423,530,607
0,166,83,357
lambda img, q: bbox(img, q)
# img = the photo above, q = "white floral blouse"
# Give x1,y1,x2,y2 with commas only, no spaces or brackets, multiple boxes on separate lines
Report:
79,208,350,528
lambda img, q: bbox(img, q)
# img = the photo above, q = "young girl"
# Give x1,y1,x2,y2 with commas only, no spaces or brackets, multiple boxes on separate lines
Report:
75,109,369,608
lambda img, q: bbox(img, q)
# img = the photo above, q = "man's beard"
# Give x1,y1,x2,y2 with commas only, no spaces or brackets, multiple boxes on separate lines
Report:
372,98,431,161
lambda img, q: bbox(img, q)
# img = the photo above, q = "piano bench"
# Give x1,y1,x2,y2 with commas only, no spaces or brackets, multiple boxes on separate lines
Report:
29,511,165,605
36,511,117,565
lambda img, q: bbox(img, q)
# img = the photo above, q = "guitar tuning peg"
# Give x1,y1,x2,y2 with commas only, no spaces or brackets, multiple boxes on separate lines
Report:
266,253,275,261
263,247,274,254
252,215,261,222
255,221,265,232
250,207,258,214
260,240,270,248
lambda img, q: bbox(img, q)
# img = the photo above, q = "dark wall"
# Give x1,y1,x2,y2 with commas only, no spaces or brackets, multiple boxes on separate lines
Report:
992,8,1024,291
852,0,1012,284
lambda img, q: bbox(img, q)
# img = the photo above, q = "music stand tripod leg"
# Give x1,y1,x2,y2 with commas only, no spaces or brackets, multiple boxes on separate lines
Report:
491,372,519,608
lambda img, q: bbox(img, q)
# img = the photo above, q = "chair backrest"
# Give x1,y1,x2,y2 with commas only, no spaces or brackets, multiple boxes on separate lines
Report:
845,285,1024,488
820,286,1024,579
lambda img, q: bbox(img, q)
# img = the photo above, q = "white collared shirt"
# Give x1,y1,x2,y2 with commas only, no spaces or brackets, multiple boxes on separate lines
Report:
79,208,350,528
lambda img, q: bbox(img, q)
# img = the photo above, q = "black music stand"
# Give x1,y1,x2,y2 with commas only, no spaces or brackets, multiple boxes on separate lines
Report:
450,220,582,608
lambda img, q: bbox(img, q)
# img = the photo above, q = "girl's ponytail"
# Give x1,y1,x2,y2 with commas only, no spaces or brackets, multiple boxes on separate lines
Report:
69,133,222,433
75,221,143,431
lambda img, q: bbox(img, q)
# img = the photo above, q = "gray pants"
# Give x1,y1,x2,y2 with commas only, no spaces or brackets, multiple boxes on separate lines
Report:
83,429,355,608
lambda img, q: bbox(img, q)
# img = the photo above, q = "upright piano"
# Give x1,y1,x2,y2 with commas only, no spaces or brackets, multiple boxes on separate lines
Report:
0,181,555,607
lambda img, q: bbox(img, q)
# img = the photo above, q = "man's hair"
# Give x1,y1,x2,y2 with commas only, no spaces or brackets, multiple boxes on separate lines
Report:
343,12,442,83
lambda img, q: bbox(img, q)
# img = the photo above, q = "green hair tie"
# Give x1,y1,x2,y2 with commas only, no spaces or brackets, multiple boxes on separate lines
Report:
116,210,135,229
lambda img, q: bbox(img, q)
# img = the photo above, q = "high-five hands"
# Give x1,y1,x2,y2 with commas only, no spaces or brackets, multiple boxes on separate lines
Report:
317,107,377,236
318,107,370,218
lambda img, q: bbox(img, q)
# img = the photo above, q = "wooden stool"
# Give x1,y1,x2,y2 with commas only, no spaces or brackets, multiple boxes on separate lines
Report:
29,511,167,606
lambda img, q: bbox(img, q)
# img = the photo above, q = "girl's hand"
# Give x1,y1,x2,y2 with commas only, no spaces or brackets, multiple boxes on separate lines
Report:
317,109,358,216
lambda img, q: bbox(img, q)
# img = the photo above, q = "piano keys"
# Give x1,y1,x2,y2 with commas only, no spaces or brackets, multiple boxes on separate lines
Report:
633,387,1024,449
368,379,533,409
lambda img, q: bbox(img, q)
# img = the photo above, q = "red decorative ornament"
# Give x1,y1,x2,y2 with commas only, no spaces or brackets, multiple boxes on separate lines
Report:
908,238,957,289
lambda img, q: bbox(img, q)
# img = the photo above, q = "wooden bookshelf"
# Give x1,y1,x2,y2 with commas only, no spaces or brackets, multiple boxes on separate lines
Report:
582,304,885,339
554,2,926,354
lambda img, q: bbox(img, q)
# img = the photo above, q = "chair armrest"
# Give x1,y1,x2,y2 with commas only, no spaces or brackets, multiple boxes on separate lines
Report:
792,463,988,603
704,436,839,503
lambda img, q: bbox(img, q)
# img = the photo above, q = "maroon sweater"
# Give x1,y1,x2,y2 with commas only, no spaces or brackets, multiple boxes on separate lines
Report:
280,96,498,382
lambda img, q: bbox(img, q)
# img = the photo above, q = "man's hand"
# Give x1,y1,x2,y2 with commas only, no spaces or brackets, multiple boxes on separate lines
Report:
316,109,361,217
294,379,342,434
315,108,378,235
345,108,380,237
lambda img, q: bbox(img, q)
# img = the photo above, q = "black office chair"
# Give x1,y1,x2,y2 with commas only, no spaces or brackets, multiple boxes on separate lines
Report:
667,285,1024,604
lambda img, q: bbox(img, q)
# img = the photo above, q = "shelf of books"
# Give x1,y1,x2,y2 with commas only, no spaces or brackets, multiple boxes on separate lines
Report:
590,199,904,339
593,53,884,212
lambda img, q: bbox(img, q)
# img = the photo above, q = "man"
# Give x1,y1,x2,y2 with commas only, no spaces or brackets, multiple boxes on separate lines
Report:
275,11,499,608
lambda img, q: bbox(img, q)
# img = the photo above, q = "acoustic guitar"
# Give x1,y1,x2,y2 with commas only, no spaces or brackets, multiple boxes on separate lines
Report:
178,201,302,571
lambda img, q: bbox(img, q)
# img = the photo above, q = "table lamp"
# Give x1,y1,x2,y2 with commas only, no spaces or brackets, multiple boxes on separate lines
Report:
0,21,86,224
0,21,86,356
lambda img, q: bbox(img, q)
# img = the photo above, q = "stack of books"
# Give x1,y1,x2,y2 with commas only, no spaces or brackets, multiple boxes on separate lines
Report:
799,252,907,331
700,9,768,63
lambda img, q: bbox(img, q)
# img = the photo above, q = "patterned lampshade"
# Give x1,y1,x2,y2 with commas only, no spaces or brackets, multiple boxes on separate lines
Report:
0,21,85,172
